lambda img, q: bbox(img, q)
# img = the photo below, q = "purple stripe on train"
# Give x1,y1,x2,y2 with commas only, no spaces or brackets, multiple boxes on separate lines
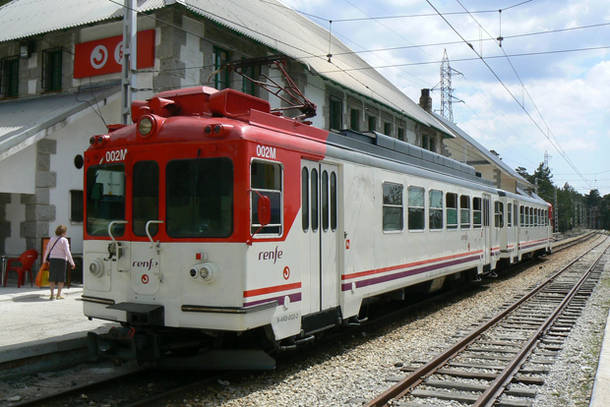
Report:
342,255,481,291
243,292,302,308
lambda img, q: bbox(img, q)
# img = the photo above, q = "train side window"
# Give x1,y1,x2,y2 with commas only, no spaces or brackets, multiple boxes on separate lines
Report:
446,193,458,229
311,169,319,232
383,182,403,231
473,197,482,228
529,207,534,227
302,168,309,231
494,201,504,228
535,208,538,226
507,203,512,227
520,206,524,226
251,160,282,235
322,170,329,231
460,195,470,229
133,161,159,236
429,189,443,230
330,172,337,231
408,186,425,230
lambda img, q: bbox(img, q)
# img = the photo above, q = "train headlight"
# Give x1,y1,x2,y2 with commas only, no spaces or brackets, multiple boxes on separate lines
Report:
188,262,218,283
138,116,154,137
89,258,105,277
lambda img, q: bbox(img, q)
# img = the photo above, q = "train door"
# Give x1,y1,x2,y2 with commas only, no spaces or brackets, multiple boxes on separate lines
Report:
129,159,163,298
482,194,491,265
512,199,519,259
301,160,340,314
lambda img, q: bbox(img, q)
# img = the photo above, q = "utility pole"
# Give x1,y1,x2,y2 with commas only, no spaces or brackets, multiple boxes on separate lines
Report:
440,49,462,123
121,0,137,124
553,188,558,233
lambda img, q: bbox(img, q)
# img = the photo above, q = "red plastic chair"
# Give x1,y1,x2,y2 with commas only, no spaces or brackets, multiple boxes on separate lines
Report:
3,249,38,287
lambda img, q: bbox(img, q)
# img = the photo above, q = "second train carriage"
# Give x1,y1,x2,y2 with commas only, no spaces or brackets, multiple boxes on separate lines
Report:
83,86,552,364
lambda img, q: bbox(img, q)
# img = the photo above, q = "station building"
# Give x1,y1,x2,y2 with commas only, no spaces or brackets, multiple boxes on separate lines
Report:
0,0,532,261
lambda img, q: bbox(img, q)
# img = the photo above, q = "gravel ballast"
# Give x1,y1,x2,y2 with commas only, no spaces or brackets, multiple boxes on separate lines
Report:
165,236,610,407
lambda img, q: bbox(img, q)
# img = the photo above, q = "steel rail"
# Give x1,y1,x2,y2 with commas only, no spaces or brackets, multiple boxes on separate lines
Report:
365,234,607,407
473,238,608,406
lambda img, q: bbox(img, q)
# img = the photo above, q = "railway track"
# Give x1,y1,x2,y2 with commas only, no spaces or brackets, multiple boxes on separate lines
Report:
366,235,608,407
6,232,600,407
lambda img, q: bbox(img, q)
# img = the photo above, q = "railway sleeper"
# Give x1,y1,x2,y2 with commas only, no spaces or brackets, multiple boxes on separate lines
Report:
400,367,545,385
424,379,537,398
409,389,533,407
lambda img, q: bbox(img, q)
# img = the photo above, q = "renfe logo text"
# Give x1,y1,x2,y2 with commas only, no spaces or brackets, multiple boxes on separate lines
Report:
258,246,283,264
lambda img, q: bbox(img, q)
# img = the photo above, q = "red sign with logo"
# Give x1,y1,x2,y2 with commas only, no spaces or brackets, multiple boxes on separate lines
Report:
73,29,155,78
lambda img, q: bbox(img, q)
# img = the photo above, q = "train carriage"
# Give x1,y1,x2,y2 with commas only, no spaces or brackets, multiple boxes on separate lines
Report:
83,86,551,365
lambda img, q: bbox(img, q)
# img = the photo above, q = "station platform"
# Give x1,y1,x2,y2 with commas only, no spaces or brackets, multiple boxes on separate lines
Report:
0,284,117,377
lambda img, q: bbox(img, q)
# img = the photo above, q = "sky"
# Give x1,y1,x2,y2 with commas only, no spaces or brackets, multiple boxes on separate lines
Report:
281,0,610,196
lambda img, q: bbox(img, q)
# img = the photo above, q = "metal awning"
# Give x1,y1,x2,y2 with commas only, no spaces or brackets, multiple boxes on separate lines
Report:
0,86,119,194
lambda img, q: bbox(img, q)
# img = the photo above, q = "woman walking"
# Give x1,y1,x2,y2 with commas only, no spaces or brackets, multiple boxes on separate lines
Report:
43,225,75,300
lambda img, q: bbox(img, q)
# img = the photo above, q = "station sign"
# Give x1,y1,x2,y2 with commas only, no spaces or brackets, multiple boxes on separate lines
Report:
73,29,155,78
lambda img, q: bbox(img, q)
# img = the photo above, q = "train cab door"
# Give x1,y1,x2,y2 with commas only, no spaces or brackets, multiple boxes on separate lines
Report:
128,160,163,298
301,160,340,315
482,194,491,265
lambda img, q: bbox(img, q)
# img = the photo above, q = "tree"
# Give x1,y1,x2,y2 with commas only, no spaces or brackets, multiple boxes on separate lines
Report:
532,163,554,204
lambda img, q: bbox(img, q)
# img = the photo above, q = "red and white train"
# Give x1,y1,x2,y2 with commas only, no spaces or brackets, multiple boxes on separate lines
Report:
83,86,552,366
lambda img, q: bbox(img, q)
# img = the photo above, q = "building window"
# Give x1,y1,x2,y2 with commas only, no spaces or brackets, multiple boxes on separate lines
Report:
329,96,343,130
70,190,83,223
42,48,62,92
494,201,504,228
429,189,443,230
408,186,425,230
473,197,482,228
213,47,230,89
460,195,470,228
383,122,392,137
383,182,403,231
0,56,19,97
397,127,405,141
429,135,436,152
350,108,360,131
241,64,257,96
446,193,458,229
367,115,376,132
422,134,430,150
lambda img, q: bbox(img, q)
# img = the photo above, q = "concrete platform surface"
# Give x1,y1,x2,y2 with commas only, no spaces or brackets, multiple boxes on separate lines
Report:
0,285,114,348
0,284,116,375
590,259,610,407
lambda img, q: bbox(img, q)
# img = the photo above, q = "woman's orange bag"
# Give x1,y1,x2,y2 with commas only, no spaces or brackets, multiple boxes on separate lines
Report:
35,262,50,288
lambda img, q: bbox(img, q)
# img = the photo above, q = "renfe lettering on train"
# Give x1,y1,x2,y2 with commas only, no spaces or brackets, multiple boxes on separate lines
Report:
256,144,276,160
258,246,283,264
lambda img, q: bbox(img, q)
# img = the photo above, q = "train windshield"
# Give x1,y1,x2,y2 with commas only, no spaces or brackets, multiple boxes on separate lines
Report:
86,164,126,236
166,157,233,237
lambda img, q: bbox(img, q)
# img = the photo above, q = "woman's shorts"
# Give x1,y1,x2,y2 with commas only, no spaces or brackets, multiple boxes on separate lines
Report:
48,258,67,283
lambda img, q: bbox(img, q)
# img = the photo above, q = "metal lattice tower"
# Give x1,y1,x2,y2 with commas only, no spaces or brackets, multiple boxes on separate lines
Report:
440,49,462,123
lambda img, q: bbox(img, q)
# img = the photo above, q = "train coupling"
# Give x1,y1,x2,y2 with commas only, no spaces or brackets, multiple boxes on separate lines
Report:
88,326,160,364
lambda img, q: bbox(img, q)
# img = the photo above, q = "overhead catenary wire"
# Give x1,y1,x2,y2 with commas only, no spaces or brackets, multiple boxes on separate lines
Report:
424,0,593,190
455,0,597,192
